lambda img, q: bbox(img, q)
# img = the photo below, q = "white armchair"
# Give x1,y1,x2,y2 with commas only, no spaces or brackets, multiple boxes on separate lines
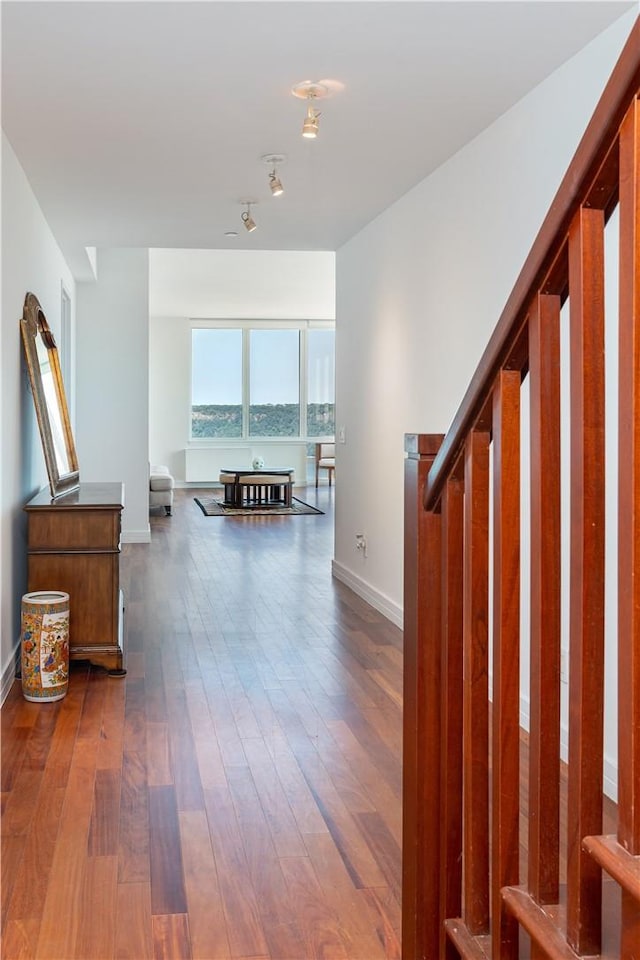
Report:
149,464,174,516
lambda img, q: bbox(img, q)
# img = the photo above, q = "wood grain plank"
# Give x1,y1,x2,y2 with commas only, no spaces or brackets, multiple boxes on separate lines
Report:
567,204,606,955
146,721,172,786
242,735,307,858
77,669,107,740
304,832,387,960
359,887,401,960
1,836,27,925
491,369,521,958
1,918,41,959
439,477,464,958
618,93,640,960
402,433,443,960
290,742,387,890
354,811,401,902
0,768,42,837
202,784,269,959
280,855,350,960
75,854,118,959
463,430,491,934
97,673,126,770
226,763,308,959
149,785,188,916
324,719,401,847
151,913,192,960
123,677,147,754
118,749,150,883
528,292,561,904
264,729,330,837
115,881,154,960
165,687,204,811
312,723,378,816
88,767,121,856
3,776,66,925
179,809,231,960
35,738,99,959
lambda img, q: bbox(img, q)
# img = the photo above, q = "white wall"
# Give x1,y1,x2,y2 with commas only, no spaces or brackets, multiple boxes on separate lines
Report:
334,12,634,799
149,250,335,479
76,249,150,542
1,133,76,699
149,249,335,320
334,11,633,625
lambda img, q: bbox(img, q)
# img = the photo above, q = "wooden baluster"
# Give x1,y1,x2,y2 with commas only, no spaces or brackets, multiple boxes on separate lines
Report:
439,476,465,958
618,97,640,958
528,293,561,912
491,370,521,958
403,433,444,960
463,430,490,936
566,205,606,955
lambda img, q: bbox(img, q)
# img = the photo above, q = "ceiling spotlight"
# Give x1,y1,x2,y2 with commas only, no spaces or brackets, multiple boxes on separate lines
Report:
292,80,343,141
270,170,284,196
262,154,286,197
302,101,320,139
241,201,257,232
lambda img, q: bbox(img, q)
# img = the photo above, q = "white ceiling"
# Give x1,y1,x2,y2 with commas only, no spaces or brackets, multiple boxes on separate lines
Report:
2,1,634,278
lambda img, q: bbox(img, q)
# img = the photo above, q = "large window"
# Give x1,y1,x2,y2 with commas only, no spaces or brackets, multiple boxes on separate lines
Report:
191,329,243,437
249,329,300,436
307,328,335,437
190,323,334,440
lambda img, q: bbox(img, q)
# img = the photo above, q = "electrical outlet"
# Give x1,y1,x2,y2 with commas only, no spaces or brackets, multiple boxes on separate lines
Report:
355,533,367,557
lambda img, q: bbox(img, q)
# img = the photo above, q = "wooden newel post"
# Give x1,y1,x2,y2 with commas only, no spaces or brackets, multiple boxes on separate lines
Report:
403,433,444,960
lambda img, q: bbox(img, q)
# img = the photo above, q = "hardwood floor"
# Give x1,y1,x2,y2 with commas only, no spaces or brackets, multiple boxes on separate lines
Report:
2,486,622,959
2,485,403,960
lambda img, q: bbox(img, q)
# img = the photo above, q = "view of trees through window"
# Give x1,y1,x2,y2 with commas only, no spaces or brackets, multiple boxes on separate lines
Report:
191,325,335,439
307,328,335,437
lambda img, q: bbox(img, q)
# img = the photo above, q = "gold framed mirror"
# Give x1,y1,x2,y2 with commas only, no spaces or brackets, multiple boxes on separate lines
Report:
20,292,79,498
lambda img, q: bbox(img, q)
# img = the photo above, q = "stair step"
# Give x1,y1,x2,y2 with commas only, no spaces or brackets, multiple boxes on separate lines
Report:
444,918,490,959
501,887,582,960
582,834,640,903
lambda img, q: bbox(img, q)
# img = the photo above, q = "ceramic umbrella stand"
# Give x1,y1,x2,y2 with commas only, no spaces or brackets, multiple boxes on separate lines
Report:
21,591,70,702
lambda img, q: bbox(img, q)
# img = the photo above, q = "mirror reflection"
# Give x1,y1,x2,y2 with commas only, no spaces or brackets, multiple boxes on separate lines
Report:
21,292,79,498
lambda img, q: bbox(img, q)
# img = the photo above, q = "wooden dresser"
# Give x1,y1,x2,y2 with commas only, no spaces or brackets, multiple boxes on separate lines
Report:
25,482,125,673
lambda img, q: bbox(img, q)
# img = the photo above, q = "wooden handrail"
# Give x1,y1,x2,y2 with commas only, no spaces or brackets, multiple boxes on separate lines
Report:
424,16,640,511
404,16,640,958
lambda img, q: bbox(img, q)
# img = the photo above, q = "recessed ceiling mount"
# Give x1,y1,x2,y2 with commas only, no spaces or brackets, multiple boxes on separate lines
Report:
291,81,330,102
261,154,286,167
291,79,344,100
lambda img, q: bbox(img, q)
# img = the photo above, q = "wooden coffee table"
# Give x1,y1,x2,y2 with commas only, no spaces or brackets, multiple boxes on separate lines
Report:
220,468,295,508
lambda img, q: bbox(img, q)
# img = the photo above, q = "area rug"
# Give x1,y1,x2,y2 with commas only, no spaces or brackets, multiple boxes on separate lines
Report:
194,496,324,517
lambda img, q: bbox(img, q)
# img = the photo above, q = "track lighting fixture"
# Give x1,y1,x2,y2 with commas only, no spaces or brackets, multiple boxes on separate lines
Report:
292,80,334,140
261,154,286,197
241,201,257,232
302,101,320,139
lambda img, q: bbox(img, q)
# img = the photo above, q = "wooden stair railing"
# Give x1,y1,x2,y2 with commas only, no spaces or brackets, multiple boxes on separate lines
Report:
403,17,640,960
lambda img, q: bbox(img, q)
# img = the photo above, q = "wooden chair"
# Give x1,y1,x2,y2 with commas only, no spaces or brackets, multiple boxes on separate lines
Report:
315,442,335,487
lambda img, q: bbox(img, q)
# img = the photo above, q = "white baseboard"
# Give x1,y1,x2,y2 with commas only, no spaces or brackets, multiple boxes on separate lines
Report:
331,560,403,629
520,694,617,802
1,639,20,706
121,528,151,543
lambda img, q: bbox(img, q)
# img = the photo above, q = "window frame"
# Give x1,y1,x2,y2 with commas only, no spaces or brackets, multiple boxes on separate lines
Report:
189,319,335,443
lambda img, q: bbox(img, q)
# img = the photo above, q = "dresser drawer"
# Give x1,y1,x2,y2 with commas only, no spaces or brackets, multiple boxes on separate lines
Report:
27,509,121,552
